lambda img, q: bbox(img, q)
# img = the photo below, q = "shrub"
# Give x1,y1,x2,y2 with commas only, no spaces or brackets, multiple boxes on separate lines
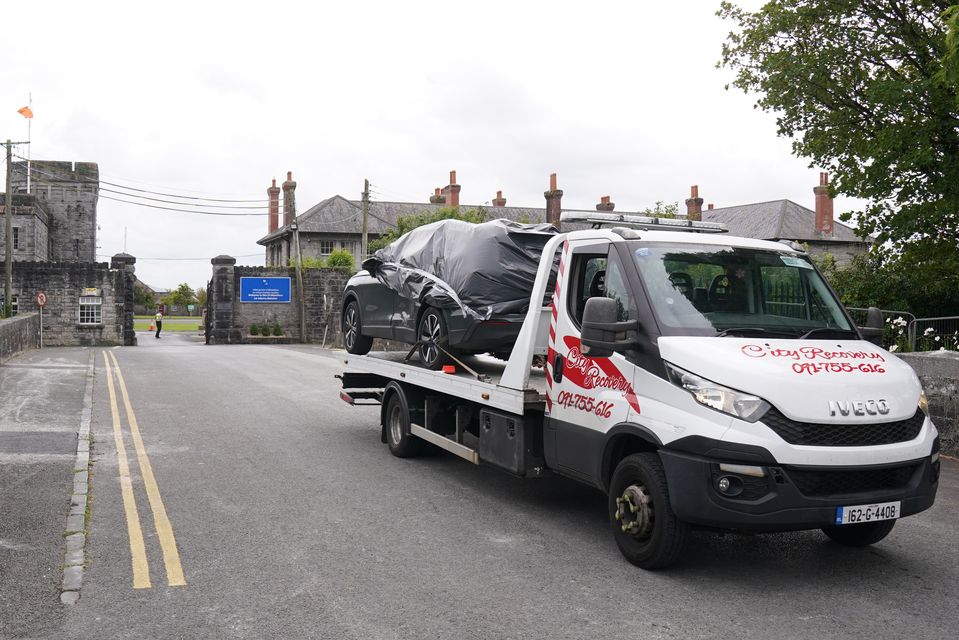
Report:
288,256,326,268
250,324,260,336
325,249,355,270
272,323,283,336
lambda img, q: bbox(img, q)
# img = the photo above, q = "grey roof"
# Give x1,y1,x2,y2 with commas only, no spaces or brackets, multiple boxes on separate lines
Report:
701,200,870,244
257,196,551,245
257,195,869,247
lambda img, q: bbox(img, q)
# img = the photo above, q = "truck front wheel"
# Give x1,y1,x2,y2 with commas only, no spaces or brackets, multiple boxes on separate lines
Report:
821,520,896,547
608,453,689,569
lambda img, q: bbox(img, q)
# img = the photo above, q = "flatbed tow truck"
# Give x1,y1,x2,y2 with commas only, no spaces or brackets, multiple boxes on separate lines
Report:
339,211,940,568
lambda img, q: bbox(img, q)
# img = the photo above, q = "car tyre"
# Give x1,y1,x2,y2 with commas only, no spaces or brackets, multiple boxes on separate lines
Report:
385,388,425,458
608,452,689,569
343,299,373,355
821,519,896,547
417,307,454,370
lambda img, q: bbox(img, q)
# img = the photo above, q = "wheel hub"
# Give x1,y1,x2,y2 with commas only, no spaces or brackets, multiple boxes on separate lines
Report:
614,484,654,537
389,404,404,445
344,308,357,349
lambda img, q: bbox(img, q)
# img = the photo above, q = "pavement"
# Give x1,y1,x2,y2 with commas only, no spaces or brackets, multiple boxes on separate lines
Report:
2,332,958,639
0,348,93,638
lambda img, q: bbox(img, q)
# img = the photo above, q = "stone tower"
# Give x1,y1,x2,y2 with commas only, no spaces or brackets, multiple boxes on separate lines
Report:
12,160,99,262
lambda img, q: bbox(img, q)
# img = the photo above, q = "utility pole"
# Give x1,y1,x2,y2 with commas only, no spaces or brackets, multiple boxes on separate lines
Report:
361,178,369,262
3,140,31,317
4,140,13,318
291,219,307,343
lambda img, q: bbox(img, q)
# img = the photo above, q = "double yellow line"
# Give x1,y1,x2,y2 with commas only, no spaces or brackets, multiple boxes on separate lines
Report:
103,350,186,589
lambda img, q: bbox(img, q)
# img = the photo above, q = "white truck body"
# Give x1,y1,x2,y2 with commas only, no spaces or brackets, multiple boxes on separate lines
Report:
340,212,940,568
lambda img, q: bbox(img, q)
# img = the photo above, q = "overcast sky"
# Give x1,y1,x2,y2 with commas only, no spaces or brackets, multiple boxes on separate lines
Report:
1,0,861,290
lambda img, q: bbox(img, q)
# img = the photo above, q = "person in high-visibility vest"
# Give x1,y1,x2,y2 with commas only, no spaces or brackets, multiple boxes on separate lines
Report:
155,311,163,338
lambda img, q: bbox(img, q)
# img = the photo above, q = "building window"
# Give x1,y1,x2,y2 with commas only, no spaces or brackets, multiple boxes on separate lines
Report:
74,239,80,258
12,228,19,250
319,240,334,256
0,294,18,316
79,296,102,325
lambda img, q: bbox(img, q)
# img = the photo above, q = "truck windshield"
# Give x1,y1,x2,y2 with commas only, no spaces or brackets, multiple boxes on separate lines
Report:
629,242,854,337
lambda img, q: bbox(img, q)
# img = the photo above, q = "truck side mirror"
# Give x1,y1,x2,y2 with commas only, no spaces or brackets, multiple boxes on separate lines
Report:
858,306,884,346
581,297,638,358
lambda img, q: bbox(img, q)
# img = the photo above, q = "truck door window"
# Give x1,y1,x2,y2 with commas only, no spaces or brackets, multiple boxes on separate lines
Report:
604,250,636,323
569,255,607,326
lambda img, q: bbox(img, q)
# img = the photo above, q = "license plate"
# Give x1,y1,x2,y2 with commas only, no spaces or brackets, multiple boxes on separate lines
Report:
835,501,900,525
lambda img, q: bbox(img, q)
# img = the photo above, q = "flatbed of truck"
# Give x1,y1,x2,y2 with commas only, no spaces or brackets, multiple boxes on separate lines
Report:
343,351,548,414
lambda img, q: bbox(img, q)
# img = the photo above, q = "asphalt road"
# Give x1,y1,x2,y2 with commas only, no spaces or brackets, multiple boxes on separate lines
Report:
3,332,958,638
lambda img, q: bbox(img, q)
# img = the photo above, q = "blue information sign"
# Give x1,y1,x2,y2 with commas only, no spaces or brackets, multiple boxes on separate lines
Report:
239,277,292,303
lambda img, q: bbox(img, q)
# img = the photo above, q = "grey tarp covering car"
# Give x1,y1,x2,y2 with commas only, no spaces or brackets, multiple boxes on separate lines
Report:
361,218,558,321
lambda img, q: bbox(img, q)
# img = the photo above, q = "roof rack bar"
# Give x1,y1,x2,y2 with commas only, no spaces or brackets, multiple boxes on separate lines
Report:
560,211,728,233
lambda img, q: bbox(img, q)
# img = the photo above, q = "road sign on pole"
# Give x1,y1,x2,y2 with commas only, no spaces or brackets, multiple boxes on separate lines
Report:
36,291,46,349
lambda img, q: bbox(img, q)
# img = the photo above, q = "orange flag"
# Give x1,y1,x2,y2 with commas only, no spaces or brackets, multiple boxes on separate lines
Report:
17,106,33,119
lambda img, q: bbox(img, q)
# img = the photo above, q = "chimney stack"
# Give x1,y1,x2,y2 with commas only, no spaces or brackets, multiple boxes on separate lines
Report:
685,185,703,222
442,170,461,208
282,171,297,226
544,172,563,228
814,172,834,235
429,187,445,204
707,203,714,210
268,178,280,233
492,190,507,207
596,195,615,212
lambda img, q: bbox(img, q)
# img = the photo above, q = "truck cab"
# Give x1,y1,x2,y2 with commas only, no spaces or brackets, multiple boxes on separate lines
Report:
341,212,939,569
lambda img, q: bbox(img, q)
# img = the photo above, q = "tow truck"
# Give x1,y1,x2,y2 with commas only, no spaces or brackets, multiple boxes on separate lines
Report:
339,211,940,568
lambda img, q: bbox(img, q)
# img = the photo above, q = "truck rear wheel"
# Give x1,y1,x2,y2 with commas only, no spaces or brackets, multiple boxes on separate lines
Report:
821,519,896,547
385,389,425,458
608,453,689,569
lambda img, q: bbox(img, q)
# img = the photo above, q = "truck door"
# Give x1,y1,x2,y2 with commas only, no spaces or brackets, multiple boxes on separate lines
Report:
545,240,641,483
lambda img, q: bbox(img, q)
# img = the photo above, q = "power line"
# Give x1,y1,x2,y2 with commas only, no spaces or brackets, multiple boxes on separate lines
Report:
11,154,268,203
99,194,268,216
13,155,368,224
98,186,269,209
97,252,262,261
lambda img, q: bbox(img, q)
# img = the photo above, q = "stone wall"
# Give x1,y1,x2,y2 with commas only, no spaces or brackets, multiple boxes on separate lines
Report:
207,256,351,345
0,313,39,364
900,352,959,457
9,254,137,347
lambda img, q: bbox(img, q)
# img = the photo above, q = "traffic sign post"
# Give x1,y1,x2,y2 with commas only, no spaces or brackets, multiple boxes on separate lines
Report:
36,291,47,349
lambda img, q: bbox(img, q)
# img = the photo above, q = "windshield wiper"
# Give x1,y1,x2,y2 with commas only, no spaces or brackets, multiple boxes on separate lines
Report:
715,327,795,338
796,327,859,340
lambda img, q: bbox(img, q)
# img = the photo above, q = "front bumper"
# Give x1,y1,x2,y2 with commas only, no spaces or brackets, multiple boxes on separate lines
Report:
659,445,939,532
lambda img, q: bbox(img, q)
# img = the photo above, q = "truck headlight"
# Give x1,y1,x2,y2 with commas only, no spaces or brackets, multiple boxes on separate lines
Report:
919,391,929,416
665,363,770,422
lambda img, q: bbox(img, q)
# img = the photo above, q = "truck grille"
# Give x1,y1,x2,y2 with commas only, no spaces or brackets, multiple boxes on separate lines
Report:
760,408,924,447
785,464,920,497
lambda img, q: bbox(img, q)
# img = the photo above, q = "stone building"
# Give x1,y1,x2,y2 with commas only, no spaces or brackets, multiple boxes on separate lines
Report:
687,173,871,266
257,171,559,267
256,169,869,269
0,159,133,346
0,160,99,264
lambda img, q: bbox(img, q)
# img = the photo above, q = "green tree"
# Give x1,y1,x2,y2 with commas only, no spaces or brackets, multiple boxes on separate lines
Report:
133,283,155,308
368,207,488,253
639,201,679,218
719,1,959,307
164,283,196,309
195,285,208,308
